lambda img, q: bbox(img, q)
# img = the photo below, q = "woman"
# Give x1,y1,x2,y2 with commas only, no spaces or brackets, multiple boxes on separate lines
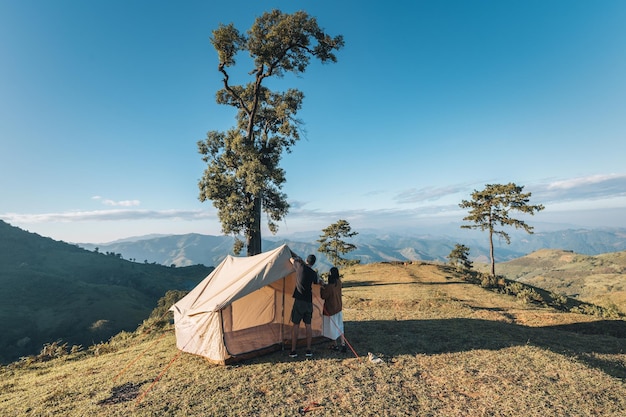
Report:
320,267,346,352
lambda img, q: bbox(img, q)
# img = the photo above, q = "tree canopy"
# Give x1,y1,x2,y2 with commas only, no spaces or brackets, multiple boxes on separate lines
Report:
198,10,344,255
459,183,544,276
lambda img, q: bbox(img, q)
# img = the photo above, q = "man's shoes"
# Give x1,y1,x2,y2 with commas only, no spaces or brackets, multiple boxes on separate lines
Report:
329,345,339,351
305,350,313,357
289,351,298,358
341,345,347,353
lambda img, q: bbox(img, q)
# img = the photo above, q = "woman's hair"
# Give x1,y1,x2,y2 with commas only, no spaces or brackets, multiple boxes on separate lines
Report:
328,267,340,284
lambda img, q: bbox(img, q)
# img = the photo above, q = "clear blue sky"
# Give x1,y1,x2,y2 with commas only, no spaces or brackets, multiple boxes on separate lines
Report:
1,0,625,243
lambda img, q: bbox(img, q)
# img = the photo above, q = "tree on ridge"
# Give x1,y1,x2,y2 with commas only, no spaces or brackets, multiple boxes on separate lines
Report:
317,219,360,268
459,183,544,277
448,243,473,272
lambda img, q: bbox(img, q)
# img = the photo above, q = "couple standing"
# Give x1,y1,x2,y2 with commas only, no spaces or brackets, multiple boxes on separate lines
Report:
289,254,346,358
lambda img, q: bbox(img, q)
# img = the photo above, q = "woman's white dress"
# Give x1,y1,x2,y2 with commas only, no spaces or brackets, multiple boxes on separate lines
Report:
323,310,344,340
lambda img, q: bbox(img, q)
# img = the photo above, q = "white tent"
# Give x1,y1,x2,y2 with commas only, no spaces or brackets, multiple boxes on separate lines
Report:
170,244,325,364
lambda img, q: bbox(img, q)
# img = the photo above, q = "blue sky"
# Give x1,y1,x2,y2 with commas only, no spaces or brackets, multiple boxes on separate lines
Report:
1,0,625,244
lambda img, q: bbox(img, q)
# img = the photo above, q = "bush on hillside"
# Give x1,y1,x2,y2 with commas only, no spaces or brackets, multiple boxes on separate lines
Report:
11,340,83,368
4,290,189,369
549,291,568,307
137,289,188,333
570,303,621,319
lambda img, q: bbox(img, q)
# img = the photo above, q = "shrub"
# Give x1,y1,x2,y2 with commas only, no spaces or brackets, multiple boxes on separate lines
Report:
39,340,68,359
570,303,621,319
480,273,501,288
516,287,544,304
89,341,116,356
504,281,524,296
549,292,568,310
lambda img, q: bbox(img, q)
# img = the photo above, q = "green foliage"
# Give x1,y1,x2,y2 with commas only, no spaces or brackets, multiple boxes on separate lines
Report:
9,289,188,370
516,287,544,304
448,243,473,271
13,340,83,368
317,219,360,268
479,272,500,288
198,10,344,256
501,280,546,305
550,291,568,309
459,183,544,277
0,220,211,365
137,290,188,333
570,304,621,319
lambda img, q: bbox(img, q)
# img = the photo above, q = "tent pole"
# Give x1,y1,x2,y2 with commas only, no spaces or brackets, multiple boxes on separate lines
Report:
281,276,286,350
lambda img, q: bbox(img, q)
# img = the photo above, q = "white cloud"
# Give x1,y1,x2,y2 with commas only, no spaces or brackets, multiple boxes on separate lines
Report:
532,174,626,203
4,173,626,243
0,209,214,223
394,185,467,204
91,195,141,207
102,199,141,207
546,174,622,190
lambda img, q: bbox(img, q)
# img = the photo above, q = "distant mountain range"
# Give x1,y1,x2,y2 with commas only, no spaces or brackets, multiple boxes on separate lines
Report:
78,227,626,270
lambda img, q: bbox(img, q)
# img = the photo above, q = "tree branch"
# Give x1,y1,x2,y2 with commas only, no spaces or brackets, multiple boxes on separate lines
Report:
218,63,251,115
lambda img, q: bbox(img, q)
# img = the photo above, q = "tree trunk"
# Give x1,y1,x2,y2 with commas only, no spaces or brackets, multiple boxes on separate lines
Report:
246,195,262,256
489,228,495,277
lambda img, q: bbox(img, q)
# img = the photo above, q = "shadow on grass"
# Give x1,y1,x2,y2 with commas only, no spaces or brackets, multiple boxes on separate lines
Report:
97,380,151,405
346,318,626,379
344,280,471,289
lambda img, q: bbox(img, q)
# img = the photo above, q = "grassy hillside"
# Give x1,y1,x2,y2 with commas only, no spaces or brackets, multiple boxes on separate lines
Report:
482,249,626,314
0,221,212,364
2,262,625,416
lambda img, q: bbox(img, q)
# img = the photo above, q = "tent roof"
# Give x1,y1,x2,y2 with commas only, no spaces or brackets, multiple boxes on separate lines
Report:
171,244,295,316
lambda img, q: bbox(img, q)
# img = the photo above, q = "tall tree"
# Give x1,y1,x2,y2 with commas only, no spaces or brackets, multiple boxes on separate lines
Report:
198,10,344,255
459,183,544,277
317,219,360,268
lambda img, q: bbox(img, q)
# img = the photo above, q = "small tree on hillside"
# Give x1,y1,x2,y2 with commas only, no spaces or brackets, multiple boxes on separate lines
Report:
197,10,344,256
448,243,473,272
317,219,360,268
459,183,544,277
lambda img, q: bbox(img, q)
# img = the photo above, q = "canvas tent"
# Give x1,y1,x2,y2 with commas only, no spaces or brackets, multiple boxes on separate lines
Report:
170,244,325,364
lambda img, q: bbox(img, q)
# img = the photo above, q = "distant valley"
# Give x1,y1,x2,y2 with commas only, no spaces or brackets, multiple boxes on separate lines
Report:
0,221,211,364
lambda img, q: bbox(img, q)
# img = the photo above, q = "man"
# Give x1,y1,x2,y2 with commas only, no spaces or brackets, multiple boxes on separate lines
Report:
289,254,319,358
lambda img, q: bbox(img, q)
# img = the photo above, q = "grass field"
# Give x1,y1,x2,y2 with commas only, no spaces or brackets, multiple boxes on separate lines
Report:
2,262,626,416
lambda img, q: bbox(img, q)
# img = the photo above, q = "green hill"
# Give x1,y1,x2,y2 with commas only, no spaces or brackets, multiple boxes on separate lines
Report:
2,262,625,416
482,249,626,313
0,220,212,364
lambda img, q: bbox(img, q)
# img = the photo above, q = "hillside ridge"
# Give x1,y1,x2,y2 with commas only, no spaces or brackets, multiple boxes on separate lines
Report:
489,248,626,313
0,220,211,364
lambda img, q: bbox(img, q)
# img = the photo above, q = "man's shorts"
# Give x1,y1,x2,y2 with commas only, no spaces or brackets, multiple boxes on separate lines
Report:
291,299,313,325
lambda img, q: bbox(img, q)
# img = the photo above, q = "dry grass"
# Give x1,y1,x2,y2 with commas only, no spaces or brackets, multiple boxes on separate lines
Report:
2,262,626,416
484,249,626,313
